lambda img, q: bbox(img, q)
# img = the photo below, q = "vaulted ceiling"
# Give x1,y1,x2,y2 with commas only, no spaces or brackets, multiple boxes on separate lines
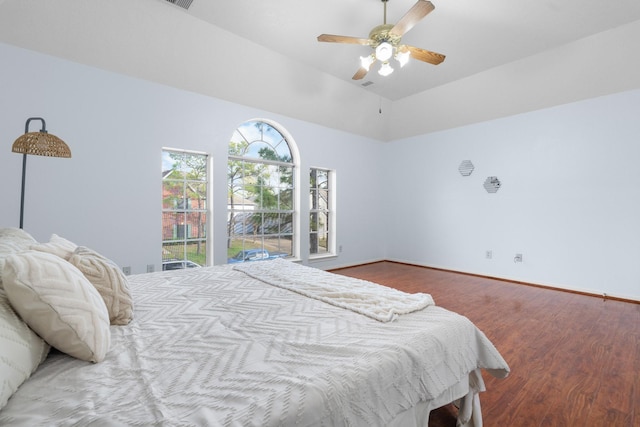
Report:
1,0,640,140
182,0,640,101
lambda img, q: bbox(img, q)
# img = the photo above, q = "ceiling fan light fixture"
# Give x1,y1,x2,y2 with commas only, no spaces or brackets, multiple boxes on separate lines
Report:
360,54,375,71
317,0,445,81
395,49,410,67
375,42,393,62
378,61,394,77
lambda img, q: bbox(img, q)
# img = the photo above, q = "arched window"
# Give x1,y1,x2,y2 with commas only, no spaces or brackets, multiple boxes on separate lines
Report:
227,120,297,263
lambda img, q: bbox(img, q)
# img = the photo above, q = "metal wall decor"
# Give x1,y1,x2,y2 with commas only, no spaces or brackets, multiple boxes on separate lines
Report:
458,161,501,194
458,160,474,176
483,176,501,193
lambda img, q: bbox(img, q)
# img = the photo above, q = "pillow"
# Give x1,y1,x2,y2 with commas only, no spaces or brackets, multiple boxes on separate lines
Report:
0,228,37,287
0,288,50,410
30,233,78,261
3,251,110,363
68,246,134,325
0,228,36,250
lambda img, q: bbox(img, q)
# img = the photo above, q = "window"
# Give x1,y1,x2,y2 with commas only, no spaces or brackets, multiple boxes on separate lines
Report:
227,120,296,263
310,168,335,256
162,149,208,269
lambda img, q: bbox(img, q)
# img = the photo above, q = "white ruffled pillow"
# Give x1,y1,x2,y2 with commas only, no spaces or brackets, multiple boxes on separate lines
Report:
30,233,78,260
3,251,110,363
0,228,37,287
0,288,50,410
69,246,134,325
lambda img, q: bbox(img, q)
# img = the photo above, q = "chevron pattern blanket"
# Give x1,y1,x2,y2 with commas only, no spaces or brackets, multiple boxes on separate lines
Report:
1,262,509,426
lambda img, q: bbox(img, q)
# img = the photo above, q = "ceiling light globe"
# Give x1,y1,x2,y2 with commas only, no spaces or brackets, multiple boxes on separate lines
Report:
396,50,410,67
375,42,393,62
378,62,394,77
360,54,375,71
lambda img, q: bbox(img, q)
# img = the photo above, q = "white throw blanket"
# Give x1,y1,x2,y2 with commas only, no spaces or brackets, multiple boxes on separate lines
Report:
233,258,435,322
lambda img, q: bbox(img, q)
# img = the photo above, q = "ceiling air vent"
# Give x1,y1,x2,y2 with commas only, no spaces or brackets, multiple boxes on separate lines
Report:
165,0,194,10
361,81,374,87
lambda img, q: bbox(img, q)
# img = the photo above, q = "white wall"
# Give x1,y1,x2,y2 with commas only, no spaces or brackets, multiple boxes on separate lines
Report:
383,90,640,300
0,43,386,272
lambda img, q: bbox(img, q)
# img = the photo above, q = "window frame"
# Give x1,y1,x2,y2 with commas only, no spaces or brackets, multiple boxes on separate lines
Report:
309,167,336,259
161,148,211,268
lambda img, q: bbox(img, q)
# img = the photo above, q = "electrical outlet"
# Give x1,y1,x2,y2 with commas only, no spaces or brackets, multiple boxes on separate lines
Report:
514,253,523,263
486,250,492,259
147,264,155,273
122,266,131,275
339,245,343,253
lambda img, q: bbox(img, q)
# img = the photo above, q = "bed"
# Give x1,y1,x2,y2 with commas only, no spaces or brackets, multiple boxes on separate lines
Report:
0,227,509,426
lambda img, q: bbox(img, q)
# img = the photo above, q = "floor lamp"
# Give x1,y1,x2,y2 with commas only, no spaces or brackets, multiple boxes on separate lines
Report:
11,117,71,229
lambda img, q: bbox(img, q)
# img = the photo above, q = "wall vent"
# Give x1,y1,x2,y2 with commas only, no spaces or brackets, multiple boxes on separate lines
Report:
361,81,374,87
165,0,194,10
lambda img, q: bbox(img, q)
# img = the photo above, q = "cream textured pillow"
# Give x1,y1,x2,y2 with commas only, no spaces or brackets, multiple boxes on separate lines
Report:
0,228,37,287
68,246,134,325
0,289,50,410
30,233,77,260
3,251,110,363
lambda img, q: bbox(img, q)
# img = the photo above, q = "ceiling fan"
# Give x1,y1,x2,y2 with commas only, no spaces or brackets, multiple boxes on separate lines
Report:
317,0,445,80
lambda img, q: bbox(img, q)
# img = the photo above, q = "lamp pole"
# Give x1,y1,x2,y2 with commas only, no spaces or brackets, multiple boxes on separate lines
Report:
18,118,46,229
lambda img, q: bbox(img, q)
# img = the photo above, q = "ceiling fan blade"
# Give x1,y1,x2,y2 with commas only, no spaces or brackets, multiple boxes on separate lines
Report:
405,45,445,65
352,67,369,80
390,0,435,37
317,34,371,45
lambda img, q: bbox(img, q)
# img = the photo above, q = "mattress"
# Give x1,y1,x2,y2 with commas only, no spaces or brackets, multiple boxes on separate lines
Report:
0,261,509,426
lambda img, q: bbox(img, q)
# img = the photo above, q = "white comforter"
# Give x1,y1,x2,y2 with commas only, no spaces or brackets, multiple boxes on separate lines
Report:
1,262,509,426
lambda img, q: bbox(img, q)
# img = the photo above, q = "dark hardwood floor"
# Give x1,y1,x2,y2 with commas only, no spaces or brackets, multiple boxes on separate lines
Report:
330,261,639,427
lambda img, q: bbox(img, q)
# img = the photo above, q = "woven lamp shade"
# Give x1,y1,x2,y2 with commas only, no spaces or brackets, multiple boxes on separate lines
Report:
12,131,71,158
